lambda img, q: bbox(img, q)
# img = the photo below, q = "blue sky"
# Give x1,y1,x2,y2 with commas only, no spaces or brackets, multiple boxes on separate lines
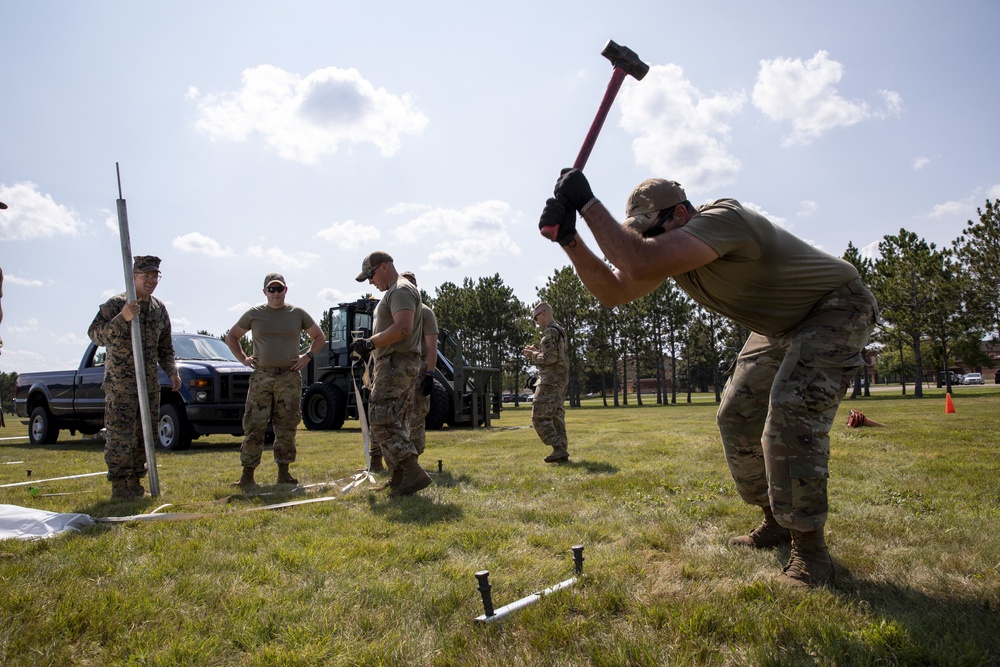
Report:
2,0,998,374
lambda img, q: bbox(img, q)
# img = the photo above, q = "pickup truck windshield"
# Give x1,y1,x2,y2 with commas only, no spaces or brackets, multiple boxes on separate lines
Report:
173,335,239,362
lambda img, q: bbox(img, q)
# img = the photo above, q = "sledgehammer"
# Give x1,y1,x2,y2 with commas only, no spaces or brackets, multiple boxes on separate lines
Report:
540,39,649,241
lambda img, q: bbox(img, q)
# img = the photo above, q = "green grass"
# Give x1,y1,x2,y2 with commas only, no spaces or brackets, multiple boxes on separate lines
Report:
1,387,998,666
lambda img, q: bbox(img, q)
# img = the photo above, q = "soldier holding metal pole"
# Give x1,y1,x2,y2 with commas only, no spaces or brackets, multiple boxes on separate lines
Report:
88,256,180,500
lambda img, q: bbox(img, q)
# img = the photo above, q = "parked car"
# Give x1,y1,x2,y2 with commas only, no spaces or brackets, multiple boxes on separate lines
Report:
963,372,984,385
939,371,963,385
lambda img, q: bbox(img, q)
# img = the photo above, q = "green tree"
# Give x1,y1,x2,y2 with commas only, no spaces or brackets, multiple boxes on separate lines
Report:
953,199,1000,338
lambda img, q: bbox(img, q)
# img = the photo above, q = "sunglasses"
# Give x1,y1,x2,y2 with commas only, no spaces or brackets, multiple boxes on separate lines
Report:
266,284,286,293
366,262,383,281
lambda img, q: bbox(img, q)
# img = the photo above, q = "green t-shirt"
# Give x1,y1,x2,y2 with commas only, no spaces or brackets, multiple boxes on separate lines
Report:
236,304,316,367
374,280,424,358
420,304,439,358
674,199,859,336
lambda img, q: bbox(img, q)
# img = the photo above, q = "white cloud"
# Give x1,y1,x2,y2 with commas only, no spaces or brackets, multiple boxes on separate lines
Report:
55,331,88,346
192,65,429,165
619,64,746,193
861,240,881,261
391,200,520,270
172,232,235,257
0,182,87,241
104,210,119,235
228,301,255,313
8,318,39,334
245,245,319,271
171,317,193,332
317,287,355,304
3,273,44,287
986,184,1000,200
912,156,931,170
927,200,970,220
752,51,902,146
316,220,382,250
798,200,818,217
742,201,788,229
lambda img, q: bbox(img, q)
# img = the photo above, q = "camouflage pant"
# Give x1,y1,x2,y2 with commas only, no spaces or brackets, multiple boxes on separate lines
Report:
240,368,301,468
104,386,159,481
531,379,568,452
407,373,430,456
717,279,877,532
369,352,421,468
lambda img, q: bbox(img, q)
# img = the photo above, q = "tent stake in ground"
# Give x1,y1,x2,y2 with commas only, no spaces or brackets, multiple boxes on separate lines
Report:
115,163,160,497
474,545,585,623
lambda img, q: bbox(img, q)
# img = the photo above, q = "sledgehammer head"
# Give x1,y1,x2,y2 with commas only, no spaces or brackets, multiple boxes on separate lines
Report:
601,39,649,80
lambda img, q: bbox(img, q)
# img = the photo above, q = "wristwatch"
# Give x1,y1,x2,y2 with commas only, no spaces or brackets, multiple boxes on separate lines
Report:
306,351,314,359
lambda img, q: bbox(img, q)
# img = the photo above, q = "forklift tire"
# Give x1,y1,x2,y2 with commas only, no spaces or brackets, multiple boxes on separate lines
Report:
425,380,450,431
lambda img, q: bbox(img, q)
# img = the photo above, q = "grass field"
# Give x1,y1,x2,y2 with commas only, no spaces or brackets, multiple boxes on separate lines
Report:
1,387,998,666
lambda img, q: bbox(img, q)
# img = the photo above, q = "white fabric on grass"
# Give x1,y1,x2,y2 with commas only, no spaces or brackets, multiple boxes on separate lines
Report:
0,504,95,540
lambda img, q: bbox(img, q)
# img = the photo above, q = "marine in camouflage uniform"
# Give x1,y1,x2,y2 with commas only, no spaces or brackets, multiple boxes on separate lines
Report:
542,171,878,587
88,256,180,500
351,252,432,496
401,271,439,457
225,272,325,488
524,302,570,463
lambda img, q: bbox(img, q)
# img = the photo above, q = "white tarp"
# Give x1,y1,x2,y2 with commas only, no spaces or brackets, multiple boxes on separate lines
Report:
0,503,95,540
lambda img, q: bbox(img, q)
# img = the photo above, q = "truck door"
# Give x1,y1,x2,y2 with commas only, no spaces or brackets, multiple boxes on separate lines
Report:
75,345,107,419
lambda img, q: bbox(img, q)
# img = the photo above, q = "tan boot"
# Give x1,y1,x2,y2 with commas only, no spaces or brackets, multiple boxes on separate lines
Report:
110,479,132,501
389,455,432,497
232,466,256,488
126,477,150,498
276,463,298,486
368,454,385,473
776,528,835,588
728,505,792,549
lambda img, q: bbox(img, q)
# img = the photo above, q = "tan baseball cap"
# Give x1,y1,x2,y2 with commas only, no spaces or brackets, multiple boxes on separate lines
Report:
355,251,394,282
623,178,686,234
263,272,286,288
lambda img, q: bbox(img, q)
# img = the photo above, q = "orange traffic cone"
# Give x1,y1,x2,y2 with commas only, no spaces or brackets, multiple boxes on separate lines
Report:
945,392,956,414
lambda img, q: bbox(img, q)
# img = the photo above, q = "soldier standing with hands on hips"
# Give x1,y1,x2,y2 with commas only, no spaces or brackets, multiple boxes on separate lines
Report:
523,302,570,463
225,273,325,488
88,256,181,500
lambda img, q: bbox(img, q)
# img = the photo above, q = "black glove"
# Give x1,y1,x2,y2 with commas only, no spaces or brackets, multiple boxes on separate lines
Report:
539,197,577,246
554,168,594,212
349,338,374,361
421,374,434,396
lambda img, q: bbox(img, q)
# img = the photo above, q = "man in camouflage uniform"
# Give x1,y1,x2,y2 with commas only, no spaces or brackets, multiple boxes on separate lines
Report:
351,252,431,497
225,272,325,488
540,171,877,588
523,302,570,463
88,256,181,500
400,271,439,458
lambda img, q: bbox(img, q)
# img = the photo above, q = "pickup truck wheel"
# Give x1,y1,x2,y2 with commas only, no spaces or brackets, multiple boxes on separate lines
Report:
301,383,346,430
29,405,59,445
425,380,450,431
158,404,192,451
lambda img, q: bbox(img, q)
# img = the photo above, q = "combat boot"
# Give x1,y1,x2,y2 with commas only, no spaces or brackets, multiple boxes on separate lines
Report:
776,528,835,588
276,463,298,486
110,479,132,501
368,454,385,473
373,466,404,492
544,448,569,463
232,466,256,488
389,455,432,497
728,505,791,549
126,477,150,498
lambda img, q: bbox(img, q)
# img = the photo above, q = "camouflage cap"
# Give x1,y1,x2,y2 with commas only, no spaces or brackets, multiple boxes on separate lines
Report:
355,251,394,282
132,255,161,272
400,271,417,286
623,179,686,234
263,272,286,288
532,302,551,318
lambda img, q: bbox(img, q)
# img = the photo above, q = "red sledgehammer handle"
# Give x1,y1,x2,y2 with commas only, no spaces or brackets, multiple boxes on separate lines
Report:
540,67,628,240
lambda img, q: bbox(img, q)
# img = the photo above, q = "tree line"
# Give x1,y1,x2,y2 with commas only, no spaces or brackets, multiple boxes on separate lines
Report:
418,199,1000,405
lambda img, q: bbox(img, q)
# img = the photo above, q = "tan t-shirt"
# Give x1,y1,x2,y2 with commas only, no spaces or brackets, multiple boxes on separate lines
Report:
674,199,859,336
420,304,439,357
374,280,423,359
236,304,316,367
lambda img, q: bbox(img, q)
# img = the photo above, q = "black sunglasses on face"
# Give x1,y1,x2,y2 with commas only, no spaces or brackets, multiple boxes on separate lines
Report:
266,285,286,293
366,263,383,281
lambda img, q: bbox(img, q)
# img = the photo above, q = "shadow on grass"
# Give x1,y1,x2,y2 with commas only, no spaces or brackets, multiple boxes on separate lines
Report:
367,492,464,525
559,459,619,474
830,568,999,662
